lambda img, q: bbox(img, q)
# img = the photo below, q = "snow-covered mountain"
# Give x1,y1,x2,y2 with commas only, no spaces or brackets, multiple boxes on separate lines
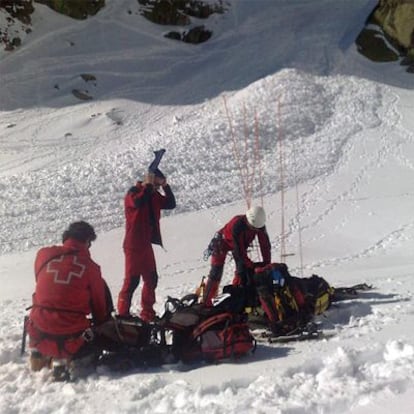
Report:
1,0,414,413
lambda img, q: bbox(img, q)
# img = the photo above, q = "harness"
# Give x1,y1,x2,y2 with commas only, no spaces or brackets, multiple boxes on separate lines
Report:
28,319,94,357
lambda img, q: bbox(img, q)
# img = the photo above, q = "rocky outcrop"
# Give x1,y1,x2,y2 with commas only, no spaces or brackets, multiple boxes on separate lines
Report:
373,0,414,51
356,25,400,62
1,0,105,53
0,0,34,24
0,0,223,55
34,0,105,20
0,0,34,51
138,0,225,44
139,0,191,25
3,0,413,70
138,0,225,24
356,0,414,71
165,25,212,44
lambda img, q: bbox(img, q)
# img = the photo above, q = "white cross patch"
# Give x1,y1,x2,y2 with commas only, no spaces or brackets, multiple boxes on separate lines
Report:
46,255,86,285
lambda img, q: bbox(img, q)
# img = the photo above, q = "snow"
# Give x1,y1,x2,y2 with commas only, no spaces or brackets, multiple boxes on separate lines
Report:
1,0,414,412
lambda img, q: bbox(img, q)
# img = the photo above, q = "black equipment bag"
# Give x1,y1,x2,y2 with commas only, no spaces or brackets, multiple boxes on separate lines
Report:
159,293,256,363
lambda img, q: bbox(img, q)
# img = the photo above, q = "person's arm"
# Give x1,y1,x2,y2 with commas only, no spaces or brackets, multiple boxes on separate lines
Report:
128,175,155,209
232,219,254,271
161,183,176,210
258,227,271,264
88,263,113,325
156,174,176,210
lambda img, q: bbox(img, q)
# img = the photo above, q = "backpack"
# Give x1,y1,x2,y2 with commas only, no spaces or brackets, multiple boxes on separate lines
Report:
159,293,256,363
93,316,152,350
289,274,334,316
249,263,334,334
93,316,165,369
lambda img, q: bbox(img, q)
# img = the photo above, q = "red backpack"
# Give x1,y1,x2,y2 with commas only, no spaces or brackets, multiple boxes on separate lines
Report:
159,294,256,363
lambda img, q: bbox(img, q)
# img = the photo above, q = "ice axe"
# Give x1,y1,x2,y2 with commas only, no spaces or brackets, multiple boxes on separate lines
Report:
20,315,29,356
148,149,166,174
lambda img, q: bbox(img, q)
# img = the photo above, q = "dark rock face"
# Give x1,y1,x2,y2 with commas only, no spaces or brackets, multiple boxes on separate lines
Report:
0,0,223,54
356,26,400,62
1,0,106,52
0,0,34,51
0,0,34,24
138,0,191,25
4,0,412,69
356,0,414,72
138,0,225,24
138,0,225,44
34,0,105,20
165,25,212,44
373,0,414,51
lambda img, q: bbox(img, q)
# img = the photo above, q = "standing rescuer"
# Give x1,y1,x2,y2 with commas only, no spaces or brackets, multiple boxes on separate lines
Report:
117,167,176,322
203,205,271,305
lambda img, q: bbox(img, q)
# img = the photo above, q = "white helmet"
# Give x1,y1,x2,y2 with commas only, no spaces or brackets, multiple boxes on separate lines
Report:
246,206,266,228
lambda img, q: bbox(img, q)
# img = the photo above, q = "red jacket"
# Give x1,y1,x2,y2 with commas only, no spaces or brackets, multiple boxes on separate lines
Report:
123,182,176,250
219,215,271,269
29,239,111,339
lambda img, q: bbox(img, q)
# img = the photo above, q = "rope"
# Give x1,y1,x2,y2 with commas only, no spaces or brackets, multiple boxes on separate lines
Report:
277,97,286,261
292,143,304,277
223,97,266,264
223,96,250,208
242,103,252,207
253,111,264,261
254,111,264,207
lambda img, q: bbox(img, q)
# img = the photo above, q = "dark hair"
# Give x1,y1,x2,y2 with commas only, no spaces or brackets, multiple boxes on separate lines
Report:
62,221,97,244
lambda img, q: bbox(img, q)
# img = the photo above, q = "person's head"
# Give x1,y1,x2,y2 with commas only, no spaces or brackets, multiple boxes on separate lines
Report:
245,206,266,229
62,221,97,247
140,169,166,188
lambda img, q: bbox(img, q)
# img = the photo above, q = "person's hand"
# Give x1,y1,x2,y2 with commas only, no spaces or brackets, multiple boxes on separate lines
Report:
144,172,155,185
273,262,289,277
155,176,167,187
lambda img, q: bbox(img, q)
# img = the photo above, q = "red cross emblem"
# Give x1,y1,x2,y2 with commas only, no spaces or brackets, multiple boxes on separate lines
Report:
46,255,86,285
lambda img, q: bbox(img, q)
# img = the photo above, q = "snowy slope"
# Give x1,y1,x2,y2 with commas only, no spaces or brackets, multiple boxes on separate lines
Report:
1,0,414,413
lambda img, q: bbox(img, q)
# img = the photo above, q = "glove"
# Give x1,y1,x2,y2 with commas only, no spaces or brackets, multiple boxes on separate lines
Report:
272,262,289,277
155,176,167,187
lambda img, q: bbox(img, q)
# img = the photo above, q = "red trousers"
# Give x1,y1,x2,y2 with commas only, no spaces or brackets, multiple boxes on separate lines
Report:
117,247,158,320
27,318,86,359
204,247,240,305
